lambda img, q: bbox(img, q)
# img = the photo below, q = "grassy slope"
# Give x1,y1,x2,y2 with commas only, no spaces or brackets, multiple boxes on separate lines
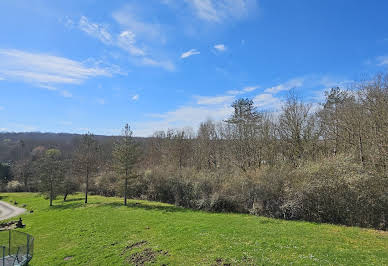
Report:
1,193,387,265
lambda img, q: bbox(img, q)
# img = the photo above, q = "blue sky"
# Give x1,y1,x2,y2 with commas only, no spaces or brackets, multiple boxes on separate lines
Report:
1,0,388,136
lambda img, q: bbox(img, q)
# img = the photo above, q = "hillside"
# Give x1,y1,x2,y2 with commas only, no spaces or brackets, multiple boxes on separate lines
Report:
0,132,146,162
1,193,387,265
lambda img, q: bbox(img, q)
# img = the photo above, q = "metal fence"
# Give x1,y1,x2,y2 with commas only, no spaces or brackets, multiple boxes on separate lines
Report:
0,230,33,266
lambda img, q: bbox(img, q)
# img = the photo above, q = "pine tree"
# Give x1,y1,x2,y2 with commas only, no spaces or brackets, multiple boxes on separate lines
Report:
112,124,140,205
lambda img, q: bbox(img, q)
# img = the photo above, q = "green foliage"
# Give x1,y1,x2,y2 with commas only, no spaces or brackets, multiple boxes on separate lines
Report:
112,124,142,205
2,193,387,265
45,148,61,159
37,148,66,205
112,124,140,178
0,162,13,184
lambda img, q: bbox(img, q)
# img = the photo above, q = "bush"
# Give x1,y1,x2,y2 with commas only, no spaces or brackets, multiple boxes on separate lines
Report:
94,171,121,197
90,156,386,230
281,156,387,230
6,180,23,192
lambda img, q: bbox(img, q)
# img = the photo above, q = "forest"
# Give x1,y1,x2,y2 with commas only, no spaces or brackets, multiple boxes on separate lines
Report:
1,72,387,230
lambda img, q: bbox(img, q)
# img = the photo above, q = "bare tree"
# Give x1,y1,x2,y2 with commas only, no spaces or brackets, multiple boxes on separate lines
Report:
167,129,193,169
73,133,100,203
63,164,79,201
319,87,349,156
278,93,315,165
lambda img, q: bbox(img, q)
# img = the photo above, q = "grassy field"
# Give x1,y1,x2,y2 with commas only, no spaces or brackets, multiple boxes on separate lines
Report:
0,193,387,265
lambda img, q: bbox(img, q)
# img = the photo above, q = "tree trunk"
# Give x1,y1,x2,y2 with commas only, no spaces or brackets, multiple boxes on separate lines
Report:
49,179,53,207
64,192,68,201
85,167,89,203
124,177,128,206
359,134,365,165
24,174,28,192
124,169,128,206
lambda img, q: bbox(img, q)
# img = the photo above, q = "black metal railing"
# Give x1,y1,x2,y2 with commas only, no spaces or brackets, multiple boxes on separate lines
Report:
0,230,33,266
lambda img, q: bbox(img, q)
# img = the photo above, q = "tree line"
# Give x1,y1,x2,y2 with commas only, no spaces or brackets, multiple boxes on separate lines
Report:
1,72,387,229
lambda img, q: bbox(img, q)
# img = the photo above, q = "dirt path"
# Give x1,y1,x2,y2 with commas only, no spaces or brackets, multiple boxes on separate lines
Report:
0,201,26,221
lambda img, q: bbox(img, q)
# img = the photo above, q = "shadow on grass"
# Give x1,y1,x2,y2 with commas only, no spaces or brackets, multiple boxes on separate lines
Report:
49,201,86,210
98,201,191,213
63,198,84,202
47,199,188,213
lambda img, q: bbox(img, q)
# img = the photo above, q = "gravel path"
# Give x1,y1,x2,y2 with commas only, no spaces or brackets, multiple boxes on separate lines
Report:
0,201,26,221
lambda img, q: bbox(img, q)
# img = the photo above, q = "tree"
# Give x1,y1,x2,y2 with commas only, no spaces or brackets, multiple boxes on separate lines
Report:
38,149,65,206
358,73,388,172
169,128,193,169
318,87,349,156
13,159,34,192
278,93,316,165
73,133,100,203
225,98,263,170
112,124,141,205
196,120,218,169
0,162,13,189
62,162,79,201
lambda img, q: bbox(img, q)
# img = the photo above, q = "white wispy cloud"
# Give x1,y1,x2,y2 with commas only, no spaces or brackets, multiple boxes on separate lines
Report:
227,85,259,95
79,16,113,45
112,4,166,42
377,56,388,66
318,76,352,89
196,95,234,105
243,86,258,92
214,44,227,52
187,0,256,23
62,16,75,28
253,93,283,110
39,84,58,91
181,49,200,59
136,104,233,136
141,57,175,71
78,16,145,57
133,74,346,136
0,77,4,81
265,78,304,94
117,31,145,56
135,84,268,136
0,106,4,111
0,49,113,88
132,94,139,101
60,90,72,98
74,14,174,71
226,90,241,95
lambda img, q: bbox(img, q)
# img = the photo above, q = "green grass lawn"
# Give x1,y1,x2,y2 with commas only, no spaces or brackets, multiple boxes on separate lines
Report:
1,193,387,265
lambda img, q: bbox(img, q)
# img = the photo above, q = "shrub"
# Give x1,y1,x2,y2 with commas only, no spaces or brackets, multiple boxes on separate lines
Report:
6,180,23,192
90,156,386,230
281,156,387,230
94,171,121,197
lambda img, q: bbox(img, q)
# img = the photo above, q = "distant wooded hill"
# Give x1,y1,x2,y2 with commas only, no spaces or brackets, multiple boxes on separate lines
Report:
0,132,145,162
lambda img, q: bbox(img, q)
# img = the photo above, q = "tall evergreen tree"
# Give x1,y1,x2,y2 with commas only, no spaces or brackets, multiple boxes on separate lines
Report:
112,124,141,206
38,149,65,206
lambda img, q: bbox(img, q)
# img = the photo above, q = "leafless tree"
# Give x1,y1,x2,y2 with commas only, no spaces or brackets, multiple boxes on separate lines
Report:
73,132,100,203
